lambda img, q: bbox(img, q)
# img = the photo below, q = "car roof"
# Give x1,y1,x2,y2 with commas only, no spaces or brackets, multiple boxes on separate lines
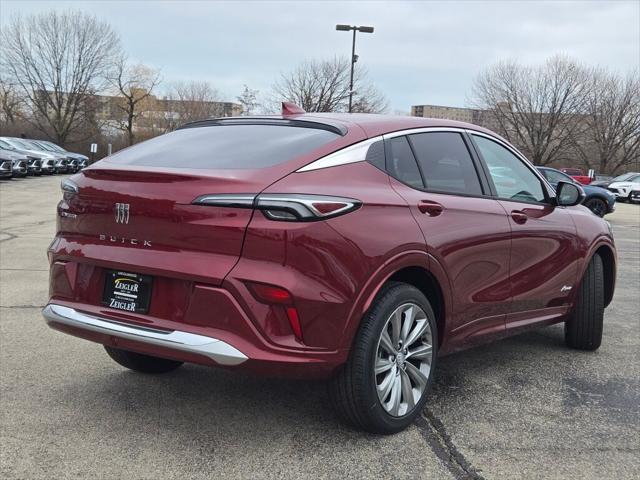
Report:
182,113,504,141
302,112,501,138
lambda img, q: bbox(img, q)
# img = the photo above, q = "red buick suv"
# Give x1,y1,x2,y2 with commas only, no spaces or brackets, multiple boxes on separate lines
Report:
44,106,616,433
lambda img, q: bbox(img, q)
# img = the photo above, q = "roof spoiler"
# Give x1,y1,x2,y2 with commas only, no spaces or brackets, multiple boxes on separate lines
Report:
282,102,306,115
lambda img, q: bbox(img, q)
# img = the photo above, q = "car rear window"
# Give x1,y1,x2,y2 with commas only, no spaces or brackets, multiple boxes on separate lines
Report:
105,125,341,169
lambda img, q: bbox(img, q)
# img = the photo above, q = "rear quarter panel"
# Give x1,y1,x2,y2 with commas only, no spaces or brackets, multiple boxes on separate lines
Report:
226,161,429,353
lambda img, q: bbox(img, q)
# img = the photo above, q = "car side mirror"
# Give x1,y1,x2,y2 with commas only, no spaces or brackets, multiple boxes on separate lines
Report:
556,181,585,206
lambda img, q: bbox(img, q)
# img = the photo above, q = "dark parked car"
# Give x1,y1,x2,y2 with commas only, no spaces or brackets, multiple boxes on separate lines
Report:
27,158,43,176
11,157,28,178
537,167,616,217
0,153,14,179
44,109,616,433
0,147,28,178
40,158,56,175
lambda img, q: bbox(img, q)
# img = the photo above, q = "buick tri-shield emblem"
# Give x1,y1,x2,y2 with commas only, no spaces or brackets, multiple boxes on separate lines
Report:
115,203,130,224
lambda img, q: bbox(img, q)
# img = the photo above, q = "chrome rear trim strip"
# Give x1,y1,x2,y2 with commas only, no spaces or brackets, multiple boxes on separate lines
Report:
42,304,248,366
297,136,382,172
191,194,256,208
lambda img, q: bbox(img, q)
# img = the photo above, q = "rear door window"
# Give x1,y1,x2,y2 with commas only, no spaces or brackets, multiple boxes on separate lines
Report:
385,136,424,188
106,125,341,169
408,132,483,195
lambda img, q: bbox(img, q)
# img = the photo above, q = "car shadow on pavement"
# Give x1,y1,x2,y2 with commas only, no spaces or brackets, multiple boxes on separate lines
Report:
53,324,572,440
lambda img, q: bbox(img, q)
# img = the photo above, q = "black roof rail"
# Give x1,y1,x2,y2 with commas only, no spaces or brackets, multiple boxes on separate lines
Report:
178,117,347,136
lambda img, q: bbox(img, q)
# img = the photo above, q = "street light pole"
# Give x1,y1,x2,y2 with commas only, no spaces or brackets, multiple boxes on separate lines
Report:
349,28,357,113
336,24,374,113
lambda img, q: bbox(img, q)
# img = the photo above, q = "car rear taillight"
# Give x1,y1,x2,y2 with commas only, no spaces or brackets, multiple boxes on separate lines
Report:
246,282,304,341
192,194,361,221
256,194,360,221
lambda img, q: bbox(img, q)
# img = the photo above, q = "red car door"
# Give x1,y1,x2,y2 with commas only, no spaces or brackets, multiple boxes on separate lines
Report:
384,131,512,349
470,133,580,330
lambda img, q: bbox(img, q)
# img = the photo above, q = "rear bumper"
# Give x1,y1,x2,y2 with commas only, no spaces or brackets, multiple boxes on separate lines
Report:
43,292,345,379
43,303,248,366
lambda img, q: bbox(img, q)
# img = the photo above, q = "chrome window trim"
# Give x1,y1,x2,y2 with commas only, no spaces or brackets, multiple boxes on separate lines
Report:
385,127,492,198
296,136,383,172
295,125,547,187
382,126,469,139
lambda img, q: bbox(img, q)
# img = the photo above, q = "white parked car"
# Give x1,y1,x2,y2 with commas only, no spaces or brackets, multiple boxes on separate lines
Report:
607,173,640,202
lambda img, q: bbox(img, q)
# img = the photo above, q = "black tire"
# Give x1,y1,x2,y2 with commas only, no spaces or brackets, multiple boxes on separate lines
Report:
104,346,183,374
584,197,607,217
565,254,604,350
328,282,438,434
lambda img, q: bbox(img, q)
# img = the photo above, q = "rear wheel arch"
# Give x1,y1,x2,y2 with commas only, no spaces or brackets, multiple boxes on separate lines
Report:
387,267,446,348
594,245,615,307
341,251,453,353
370,266,447,349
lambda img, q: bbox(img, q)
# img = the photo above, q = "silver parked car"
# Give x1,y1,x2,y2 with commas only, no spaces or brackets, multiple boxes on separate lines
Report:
0,138,42,176
0,137,68,174
33,140,89,171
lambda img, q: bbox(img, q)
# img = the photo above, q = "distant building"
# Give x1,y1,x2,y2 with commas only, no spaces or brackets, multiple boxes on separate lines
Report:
93,93,243,126
411,104,502,132
35,89,243,136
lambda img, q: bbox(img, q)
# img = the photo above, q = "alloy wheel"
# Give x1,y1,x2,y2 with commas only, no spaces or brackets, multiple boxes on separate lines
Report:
374,302,433,417
585,198,606,217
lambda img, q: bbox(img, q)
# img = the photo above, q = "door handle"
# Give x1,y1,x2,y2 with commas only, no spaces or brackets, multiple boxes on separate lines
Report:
418,200,444,216
510,210,528,224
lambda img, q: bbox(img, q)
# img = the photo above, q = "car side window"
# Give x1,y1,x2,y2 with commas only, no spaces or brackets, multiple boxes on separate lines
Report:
408,132,483,195
385,136,424,189
473,135,547,203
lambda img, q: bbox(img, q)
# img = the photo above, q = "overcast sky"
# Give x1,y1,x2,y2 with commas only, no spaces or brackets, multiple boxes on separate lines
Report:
2,0,639,112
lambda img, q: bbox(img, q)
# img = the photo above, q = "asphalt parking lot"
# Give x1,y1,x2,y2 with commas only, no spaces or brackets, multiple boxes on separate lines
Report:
1,174,638,479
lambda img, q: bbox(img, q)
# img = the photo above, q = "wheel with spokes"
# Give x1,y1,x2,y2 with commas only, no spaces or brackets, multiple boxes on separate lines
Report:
329,282,437,433
584,197,607,217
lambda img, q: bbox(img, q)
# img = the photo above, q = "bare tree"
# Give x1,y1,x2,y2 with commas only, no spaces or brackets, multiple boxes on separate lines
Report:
110,57,161,145
0,10,122,145
472,55,590,166
0,76,25,125
154,80,223,130
237,85,259,116
272,57,387,113
573,69,640,174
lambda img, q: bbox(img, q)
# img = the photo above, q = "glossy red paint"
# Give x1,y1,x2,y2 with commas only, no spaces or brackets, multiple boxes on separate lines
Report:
46,113,616,378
